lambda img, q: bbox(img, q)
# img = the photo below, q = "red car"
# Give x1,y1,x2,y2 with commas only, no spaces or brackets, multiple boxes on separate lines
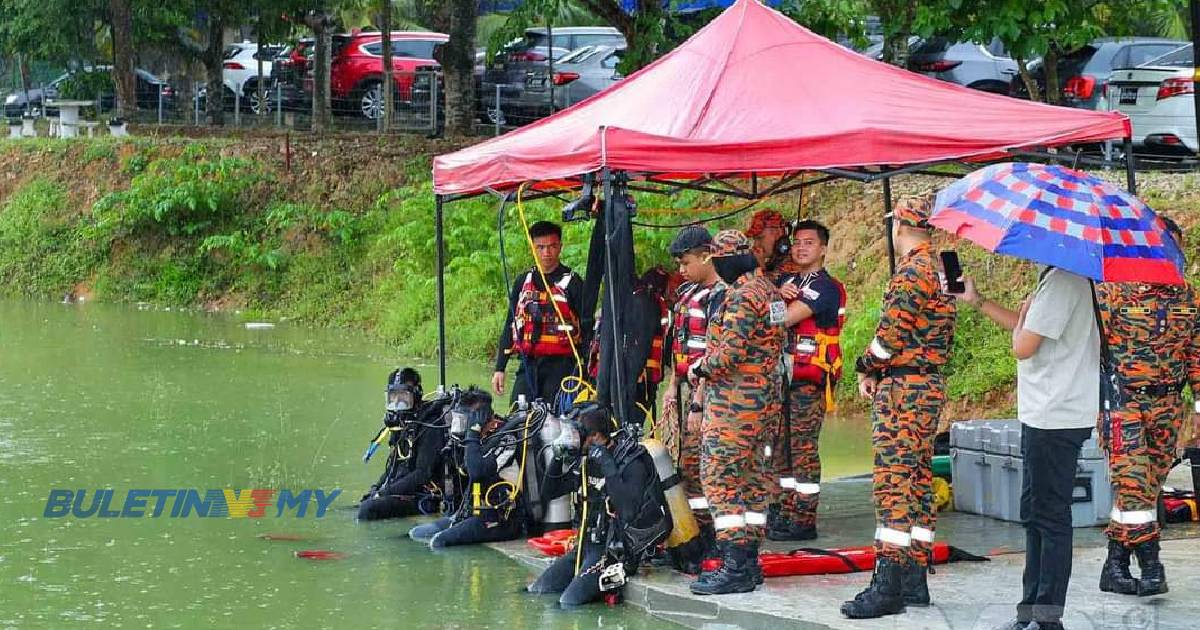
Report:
325,31,448,119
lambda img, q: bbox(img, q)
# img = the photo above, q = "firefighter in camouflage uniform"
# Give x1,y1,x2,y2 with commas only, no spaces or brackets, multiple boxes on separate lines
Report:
747,210,802,281
1095,218,1200,598
686,229,786,596
769,220,847,542
843,197,956,619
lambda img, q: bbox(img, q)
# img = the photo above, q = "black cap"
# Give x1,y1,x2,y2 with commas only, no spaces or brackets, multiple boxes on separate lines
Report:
669,225,713,257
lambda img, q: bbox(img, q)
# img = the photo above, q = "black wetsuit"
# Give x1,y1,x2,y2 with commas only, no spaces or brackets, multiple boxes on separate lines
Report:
357,400,450,521
528,437,669,606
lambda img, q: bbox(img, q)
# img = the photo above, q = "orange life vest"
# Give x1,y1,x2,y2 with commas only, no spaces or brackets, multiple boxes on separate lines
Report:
643,295,668,385
511,270,580,357
671,282,716,377
786,272,846,409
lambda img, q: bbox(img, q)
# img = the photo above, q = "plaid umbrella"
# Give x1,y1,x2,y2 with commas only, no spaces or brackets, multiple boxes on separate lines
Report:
930,162,1186,284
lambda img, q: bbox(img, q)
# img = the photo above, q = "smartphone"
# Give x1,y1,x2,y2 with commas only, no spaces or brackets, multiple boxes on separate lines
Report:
940,250,965,294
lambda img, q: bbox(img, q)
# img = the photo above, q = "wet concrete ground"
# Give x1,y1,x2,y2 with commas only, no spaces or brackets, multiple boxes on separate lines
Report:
490,466,1200,629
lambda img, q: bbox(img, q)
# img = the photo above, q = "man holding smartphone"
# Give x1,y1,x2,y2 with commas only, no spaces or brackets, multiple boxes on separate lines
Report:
843,196,956,619
951,265,1098,630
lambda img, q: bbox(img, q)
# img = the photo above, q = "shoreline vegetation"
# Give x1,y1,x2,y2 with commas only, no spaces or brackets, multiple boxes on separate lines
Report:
2,131,1197,418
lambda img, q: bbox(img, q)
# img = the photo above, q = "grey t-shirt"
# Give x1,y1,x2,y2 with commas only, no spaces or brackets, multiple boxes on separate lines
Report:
1016,267,1099,430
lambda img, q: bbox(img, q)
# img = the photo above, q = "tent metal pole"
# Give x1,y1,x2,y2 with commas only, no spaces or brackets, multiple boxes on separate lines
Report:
883,177,896,276
435,194,447,388
1123,137,1137,195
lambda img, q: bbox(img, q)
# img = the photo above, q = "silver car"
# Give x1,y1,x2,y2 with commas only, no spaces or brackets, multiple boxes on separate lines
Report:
907,37,1018,94
516,45,625,111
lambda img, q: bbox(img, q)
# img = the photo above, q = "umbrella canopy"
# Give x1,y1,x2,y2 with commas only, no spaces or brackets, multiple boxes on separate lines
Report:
930,163,1186,284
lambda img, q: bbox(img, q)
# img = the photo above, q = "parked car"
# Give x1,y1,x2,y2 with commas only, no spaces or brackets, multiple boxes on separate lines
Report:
1109,44,1197,154
481,26,624,123
4,67,174,118
314,30,448,120
906,37,1018,94
1012,38,1187,109
271,39,314,112
531,45,625,111
223,41,285,113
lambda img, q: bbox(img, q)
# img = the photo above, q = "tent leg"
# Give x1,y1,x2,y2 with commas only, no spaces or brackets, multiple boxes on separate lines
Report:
1123,137,1137,195
883,177,896,276
435,194,447,388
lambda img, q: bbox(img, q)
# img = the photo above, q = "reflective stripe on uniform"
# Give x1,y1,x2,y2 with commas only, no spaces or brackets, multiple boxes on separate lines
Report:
911,526,935,543
780,477,797,489
869,337,892,360
714,514,746,530
686,339,707,349
795,483,820,495
688,308,706,318
688,497,710,510
1111,508,1157,525
874,527,911,546
744,511,767,526
1195,400,1200,414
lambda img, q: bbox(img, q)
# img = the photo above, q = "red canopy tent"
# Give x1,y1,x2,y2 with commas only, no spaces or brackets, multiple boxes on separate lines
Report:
428,0,1136,403
433,0,1130,198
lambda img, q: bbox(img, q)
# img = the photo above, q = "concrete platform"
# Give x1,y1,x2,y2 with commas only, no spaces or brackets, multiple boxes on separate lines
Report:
489,466,1200,629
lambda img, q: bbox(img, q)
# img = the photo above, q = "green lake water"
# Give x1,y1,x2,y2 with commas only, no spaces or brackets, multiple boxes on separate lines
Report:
0,299,870,629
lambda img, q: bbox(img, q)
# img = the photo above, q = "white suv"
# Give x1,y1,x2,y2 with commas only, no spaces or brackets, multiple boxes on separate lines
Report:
1109,44,1198,154
223,42,284,113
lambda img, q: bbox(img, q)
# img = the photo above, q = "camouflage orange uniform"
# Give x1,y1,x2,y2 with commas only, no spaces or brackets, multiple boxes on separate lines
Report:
775,269,847,529
1096,281,1200,545
854,200,956,567
696,232,786,544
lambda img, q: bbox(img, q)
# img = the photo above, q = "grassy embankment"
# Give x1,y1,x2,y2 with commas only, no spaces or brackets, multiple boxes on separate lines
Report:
1,133,1198,418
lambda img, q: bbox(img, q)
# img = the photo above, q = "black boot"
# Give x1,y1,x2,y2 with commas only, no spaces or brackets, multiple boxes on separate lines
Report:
747,541,764,585
766,517,818,541
689,542,756,595
1134,539,1168,596
1099,540,1138,595
902,561,930,607
840,558,906,619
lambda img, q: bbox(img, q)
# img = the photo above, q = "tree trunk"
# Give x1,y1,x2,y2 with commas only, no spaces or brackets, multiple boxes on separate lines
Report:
444,0,477,135
109,0,137,119
205,12,225,126
307,11,333,133
380,0,393,133
1044,47,1061,105
1015,55,1042,103
257,21,267,120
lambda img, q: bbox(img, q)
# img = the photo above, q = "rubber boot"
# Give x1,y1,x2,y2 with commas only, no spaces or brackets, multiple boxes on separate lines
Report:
689,542,756,596
747,541,764,585
840,558,906,619
902,561,930,607
1098,540,1138,595
766,517,818,542
1134,539,1168,596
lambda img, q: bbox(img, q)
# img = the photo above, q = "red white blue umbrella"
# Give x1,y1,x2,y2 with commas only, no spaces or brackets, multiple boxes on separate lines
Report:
930,162,1186,284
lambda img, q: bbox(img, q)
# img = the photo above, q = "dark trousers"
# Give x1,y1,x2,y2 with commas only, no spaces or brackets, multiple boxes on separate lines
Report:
528,542,607,606
512,355,577,407
429,515,523,548
1017,424,1091,624
356,495,421,521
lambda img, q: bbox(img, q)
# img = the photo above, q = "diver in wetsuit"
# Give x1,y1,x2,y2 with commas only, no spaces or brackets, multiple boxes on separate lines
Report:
357,368,452,521
408,387,534,547
527,403,671,606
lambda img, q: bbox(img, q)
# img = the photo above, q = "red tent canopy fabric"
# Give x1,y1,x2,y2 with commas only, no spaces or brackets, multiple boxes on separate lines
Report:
433,0,1130,197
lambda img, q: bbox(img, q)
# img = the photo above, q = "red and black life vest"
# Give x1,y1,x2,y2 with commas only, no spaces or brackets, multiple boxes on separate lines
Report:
671,282,715,377
511,270,580,357
787,273,846,409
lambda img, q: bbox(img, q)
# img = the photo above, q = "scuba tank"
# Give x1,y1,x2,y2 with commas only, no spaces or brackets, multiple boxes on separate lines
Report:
537,413,576,529
641,438,700,548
